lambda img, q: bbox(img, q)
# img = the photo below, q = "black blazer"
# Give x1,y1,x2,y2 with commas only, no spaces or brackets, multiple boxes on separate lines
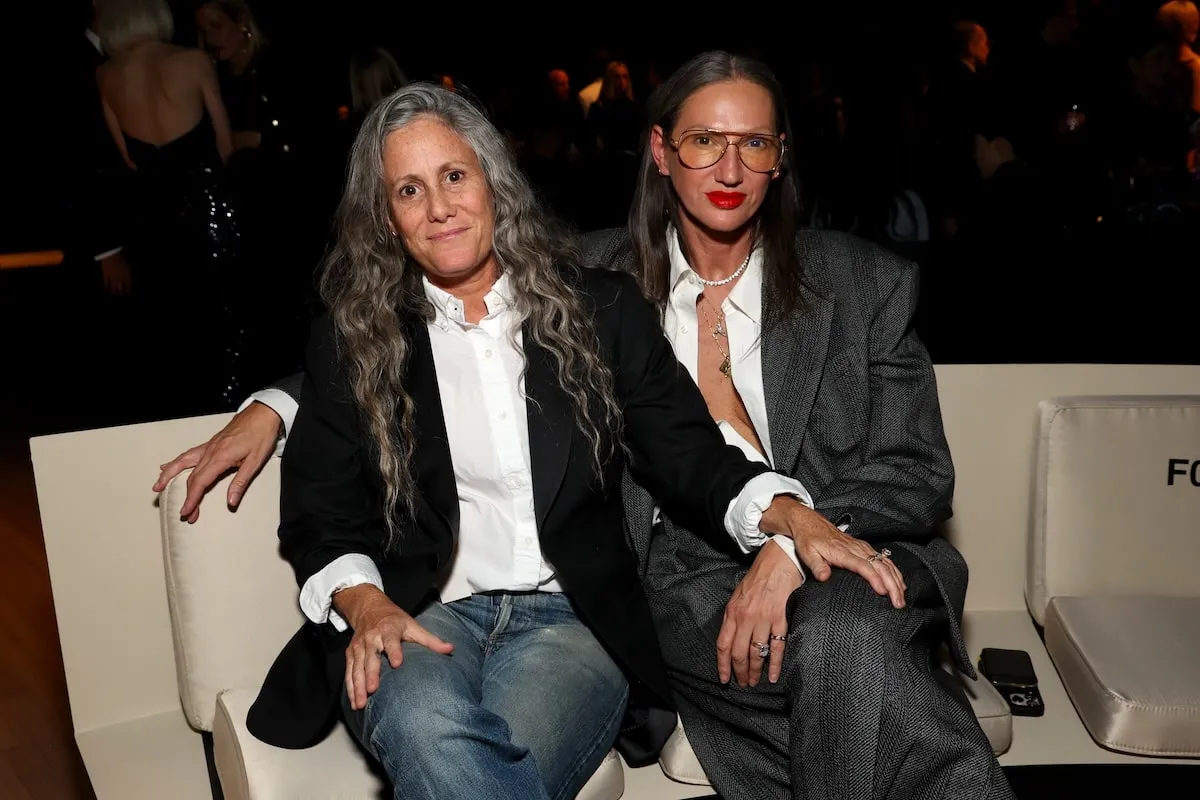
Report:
247,267,771,749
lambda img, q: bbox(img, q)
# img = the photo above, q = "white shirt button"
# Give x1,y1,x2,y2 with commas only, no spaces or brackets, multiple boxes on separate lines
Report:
689,274,700,285
505,473,527,490
679,325,688,334
498,411,507,420
521,537,534,547
484,349,493,358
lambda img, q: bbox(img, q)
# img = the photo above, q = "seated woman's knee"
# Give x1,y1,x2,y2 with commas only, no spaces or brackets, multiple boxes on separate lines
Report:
791,577,901,654
361,660,482,761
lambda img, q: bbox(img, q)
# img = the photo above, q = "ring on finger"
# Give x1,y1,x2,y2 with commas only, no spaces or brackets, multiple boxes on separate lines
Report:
752,640,770,659
865,547,892,564
769,633,786,642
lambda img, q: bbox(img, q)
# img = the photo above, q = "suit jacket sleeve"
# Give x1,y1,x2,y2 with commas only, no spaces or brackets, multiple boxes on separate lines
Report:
608,272,770,543
269,371,305,402
277,315,385,588
816,261,955,538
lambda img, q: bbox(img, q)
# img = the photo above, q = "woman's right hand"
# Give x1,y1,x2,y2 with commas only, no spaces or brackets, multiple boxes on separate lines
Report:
152,401,283,522
337,585,454,710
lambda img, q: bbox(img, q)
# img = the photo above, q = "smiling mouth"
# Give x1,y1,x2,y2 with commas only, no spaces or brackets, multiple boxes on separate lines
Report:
429,227,468,242
706,192,747,209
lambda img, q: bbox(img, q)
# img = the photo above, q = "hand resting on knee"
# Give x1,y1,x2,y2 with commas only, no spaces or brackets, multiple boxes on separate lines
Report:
333,585,455,710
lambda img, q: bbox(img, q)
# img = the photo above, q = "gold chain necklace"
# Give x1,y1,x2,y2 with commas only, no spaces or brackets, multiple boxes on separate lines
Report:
700,295,732,378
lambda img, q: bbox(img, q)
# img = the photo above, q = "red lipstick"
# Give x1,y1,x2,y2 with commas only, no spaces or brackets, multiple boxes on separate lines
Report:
706,191,746,209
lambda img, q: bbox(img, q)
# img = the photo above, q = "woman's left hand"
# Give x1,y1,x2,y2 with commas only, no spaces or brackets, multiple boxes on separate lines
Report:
716,542,803,688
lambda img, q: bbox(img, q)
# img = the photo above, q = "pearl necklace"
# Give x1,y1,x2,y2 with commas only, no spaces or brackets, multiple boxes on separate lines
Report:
696,249,752,287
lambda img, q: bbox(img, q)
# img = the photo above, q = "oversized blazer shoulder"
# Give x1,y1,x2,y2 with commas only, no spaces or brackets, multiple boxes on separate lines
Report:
246,265,773,749
580,227,973,676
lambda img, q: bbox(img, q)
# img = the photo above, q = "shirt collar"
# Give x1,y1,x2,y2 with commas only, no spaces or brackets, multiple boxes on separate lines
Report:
667,228,763,326
422,271,514,327
85,28,103,55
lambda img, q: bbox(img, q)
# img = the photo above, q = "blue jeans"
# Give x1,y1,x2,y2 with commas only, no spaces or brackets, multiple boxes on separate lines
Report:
342,592,629,800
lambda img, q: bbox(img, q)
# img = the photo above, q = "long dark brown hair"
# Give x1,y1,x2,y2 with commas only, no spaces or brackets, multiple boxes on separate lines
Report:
628,51,807,329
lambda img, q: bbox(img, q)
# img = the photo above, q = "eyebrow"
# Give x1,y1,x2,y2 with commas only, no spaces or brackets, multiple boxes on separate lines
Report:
675,127,780,140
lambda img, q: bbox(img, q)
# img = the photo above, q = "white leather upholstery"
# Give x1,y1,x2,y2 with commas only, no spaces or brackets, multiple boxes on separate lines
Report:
658,721,709,785
160,466,622,798
577,750,625,800
942,664,1014,756
213,689,383,800
160,466,298,732
1029,397,1200,757
1045,596,1200,758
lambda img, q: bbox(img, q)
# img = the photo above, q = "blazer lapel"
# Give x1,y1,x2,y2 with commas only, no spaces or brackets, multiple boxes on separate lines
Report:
522,324,573,530
403,319,459,538
762,239,835,475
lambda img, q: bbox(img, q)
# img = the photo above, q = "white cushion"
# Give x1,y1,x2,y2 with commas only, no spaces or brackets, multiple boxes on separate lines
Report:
576,749,625,800
1045,596,1200,757
214,688,383,800
214,688,624,800
941,663,1013,756
659,720,709,785
161,465,302,731
1027,396,1200,625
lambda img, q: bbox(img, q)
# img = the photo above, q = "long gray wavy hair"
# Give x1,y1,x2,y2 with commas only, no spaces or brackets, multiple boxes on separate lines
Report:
319,83,623,549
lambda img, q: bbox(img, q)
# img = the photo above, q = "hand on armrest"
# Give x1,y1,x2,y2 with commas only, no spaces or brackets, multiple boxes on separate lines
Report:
152,401,283,522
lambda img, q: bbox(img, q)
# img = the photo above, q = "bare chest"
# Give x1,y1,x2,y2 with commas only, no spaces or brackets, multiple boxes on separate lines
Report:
694,292,765,458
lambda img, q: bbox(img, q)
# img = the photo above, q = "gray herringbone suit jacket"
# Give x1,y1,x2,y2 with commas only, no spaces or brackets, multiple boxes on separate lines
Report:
581,227,1014,800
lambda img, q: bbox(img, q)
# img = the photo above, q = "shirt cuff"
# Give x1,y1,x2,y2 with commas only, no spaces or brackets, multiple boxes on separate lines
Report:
94,247,122,261
238,388,299,456
768,534,806,583
298,553,383,632
723,472,814,554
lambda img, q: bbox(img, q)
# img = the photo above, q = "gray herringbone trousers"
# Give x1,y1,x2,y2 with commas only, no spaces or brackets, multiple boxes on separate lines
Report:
645,521,1015,800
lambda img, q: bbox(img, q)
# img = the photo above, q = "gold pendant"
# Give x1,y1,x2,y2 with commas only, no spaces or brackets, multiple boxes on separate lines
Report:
719,354,731,377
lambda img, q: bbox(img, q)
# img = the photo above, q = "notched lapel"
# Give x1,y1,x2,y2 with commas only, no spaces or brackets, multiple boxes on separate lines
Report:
523,325,573,529
403,321,459,539
762,252,835,475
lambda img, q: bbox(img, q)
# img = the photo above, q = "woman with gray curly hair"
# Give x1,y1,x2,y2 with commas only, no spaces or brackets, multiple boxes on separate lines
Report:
234,83,815,800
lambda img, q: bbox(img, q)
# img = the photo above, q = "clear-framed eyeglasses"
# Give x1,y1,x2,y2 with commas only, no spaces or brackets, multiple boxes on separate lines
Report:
668,129,786,173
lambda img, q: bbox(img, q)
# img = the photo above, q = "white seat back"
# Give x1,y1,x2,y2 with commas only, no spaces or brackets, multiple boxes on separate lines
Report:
160,458,302,731
1026,396,1200,625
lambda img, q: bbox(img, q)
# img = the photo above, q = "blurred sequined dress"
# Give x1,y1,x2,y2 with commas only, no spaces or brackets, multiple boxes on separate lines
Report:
125,118,248,415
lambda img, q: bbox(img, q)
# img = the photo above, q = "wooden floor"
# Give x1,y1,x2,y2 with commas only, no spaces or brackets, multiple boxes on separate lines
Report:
0,416,97,799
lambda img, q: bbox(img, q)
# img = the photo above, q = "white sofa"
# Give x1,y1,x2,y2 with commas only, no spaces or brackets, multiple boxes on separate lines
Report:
30,365,1200,799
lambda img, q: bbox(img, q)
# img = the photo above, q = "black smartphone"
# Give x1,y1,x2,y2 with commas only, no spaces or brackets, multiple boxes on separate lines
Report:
978,648,1045,717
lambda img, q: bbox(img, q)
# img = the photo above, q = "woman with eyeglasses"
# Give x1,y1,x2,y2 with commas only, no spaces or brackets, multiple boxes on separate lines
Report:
155,51,1013,799
583,50,1014,800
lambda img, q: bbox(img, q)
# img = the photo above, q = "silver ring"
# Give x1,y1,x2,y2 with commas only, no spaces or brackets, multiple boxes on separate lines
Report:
865,548,892,564
753,641,770,659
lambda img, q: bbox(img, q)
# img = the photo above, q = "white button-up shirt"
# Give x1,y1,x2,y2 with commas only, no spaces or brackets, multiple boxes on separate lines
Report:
662,231,813,573
251,263,812,632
